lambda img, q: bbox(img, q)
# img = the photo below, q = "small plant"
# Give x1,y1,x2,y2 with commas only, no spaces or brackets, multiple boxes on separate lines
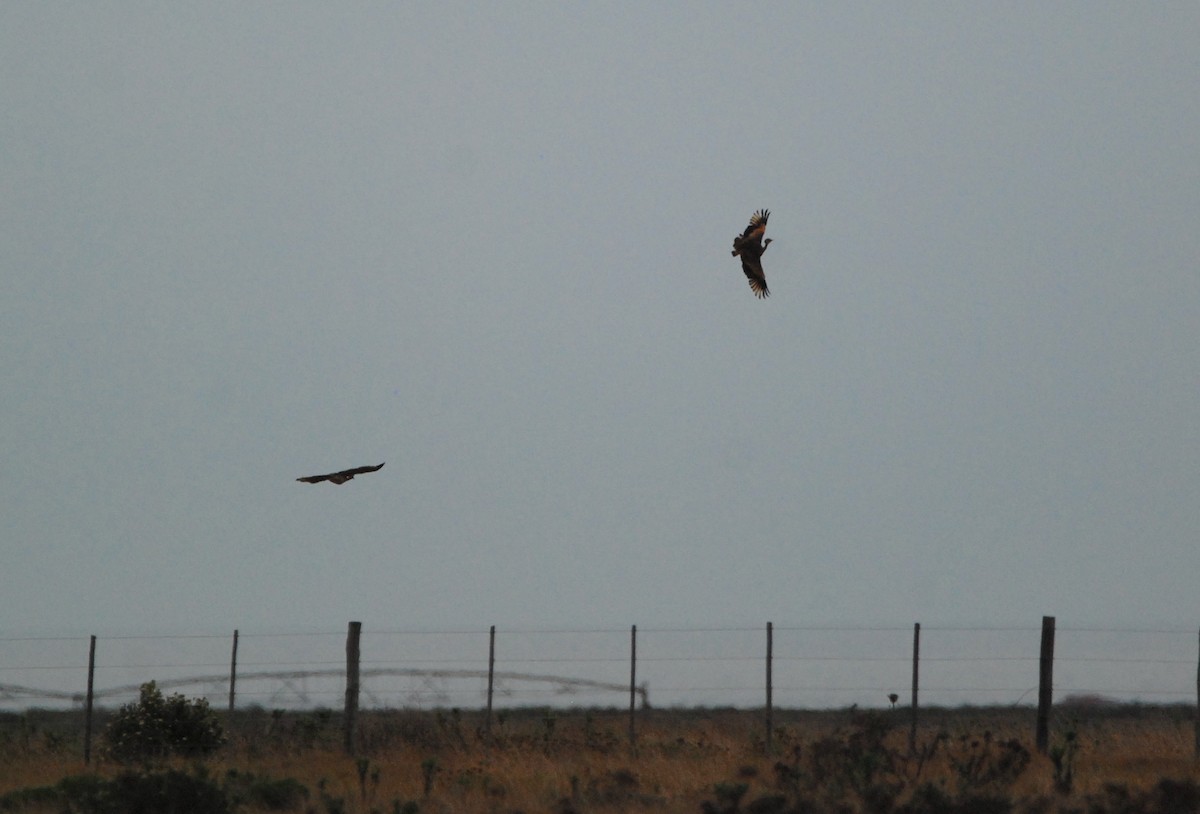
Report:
946,730,1031,794
315,777,346,814
295,709,332,750
701,781,749,814
1,714,37,757
583,712,620,753
434,708,467,748
354,757,381,806
541,708,558,748
1049,725,1079,795
421,756,440,799
104,681,225,765
803,710,903,807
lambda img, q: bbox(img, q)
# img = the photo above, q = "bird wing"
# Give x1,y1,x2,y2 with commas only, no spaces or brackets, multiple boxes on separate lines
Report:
336,463,385,478
741,254,770,299
297,462,385,485
732,209,769,255
741,209,769,237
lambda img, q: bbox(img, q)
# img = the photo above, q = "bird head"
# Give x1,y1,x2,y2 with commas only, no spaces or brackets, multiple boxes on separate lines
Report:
763,238,774,247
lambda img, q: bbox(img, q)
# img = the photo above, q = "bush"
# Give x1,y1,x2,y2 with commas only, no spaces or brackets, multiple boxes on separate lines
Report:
104,681,225,764
100,768,231,814
223,769,309,810
0,769,229,814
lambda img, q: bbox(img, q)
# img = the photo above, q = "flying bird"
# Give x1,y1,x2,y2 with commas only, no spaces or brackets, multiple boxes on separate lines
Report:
731,209,773,298
296,463,385,485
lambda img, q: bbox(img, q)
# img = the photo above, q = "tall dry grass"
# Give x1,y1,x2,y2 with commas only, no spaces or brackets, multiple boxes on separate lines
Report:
2,705,1199,812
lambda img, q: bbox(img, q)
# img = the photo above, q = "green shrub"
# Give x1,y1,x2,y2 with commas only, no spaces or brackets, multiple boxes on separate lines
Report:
0,781,74,811
0,769,229,814
102,768,230,814
104,681,225,764
1083,778,1200,814
223,769,309,810
946,732,1030,795
898,782,1012,814
1148,778,1200,813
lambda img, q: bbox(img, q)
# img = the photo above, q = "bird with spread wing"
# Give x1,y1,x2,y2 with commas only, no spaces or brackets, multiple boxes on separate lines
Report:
731,209,773,299
297,463,385,485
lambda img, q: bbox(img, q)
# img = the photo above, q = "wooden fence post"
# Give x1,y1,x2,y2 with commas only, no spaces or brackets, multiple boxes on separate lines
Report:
83,635,96,765
1036,615,1055,753
765,621,774,755
344,621,361,754
228,629,239,716
629,624,637,752
910,622,920,754
486,625,496,739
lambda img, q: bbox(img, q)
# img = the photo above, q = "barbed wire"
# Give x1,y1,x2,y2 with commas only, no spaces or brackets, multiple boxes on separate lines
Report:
3,623,1197,643
2,623,1196,710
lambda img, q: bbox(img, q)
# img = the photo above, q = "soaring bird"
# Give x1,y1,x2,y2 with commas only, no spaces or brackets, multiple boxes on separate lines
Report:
731,209,773,298
297,463,385,485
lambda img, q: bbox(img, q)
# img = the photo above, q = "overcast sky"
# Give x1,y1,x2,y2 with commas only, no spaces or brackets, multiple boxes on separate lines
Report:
3,4,1198,643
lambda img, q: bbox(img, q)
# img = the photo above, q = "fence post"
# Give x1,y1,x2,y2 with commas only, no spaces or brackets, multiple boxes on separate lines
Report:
1036,615,1055,753
629,624,637,752
344,621,361,754
1194,626,1199,759
486,625,496,739
910,622,920,754
765,621,774,755
83,635,96,765
228,629,239,716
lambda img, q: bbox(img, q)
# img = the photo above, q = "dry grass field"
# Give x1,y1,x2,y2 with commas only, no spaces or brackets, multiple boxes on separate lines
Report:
2,704,1199,813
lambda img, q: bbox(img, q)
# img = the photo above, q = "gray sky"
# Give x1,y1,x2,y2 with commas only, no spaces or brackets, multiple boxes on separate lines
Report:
3,4,1198,643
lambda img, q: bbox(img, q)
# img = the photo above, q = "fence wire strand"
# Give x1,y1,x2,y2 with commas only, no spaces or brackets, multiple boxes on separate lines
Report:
2,622,1197,711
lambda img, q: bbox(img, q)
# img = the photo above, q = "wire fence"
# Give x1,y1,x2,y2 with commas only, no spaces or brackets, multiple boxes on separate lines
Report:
2,621,1198,713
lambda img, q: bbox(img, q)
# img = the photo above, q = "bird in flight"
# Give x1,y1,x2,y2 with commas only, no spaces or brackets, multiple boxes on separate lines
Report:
731,209,773,298
297,463,385,485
